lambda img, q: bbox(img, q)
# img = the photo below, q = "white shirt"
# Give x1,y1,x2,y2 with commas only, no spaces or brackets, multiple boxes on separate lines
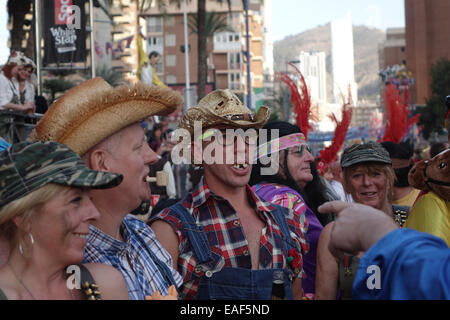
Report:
0,73,14,109
0,73,35,109
330,180,354,202
140,63,153,85
11,78,35,104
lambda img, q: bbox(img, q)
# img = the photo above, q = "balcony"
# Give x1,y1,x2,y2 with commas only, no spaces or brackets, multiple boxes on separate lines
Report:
110,7,122,17
112,24,125,34
228,63,242,70
213,32,242,52
229,82,243,91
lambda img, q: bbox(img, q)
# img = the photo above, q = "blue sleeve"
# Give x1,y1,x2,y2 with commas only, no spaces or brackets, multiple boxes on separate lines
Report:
353,228,450,300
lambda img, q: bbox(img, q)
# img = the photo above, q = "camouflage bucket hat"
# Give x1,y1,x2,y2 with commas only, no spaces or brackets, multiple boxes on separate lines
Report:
0,141,123,209
341,141,392,168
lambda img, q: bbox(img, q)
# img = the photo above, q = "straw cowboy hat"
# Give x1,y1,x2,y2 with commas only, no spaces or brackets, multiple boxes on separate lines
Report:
29,77,183,155
178,89,270,135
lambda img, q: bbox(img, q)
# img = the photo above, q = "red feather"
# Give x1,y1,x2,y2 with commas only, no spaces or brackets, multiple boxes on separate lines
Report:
288,63,313,138
276,69,312,140
317,103,353,174
382,84,416,143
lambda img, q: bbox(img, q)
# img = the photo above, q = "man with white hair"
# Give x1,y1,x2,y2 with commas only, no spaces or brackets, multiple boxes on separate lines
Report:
29,77,183,299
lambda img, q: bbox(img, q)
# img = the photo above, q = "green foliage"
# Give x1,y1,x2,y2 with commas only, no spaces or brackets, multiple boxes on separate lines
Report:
418,58,450,139
94,65,125,87
43,78,76,105
188,11,234,40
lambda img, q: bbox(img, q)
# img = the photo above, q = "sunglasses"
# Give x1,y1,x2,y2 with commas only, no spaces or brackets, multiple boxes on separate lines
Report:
288,144,312,156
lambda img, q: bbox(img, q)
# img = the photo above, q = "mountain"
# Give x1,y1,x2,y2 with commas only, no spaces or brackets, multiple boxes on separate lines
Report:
273,24,386,103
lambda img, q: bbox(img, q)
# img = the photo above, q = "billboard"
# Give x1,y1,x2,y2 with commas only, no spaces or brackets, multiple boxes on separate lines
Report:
43,0,86,64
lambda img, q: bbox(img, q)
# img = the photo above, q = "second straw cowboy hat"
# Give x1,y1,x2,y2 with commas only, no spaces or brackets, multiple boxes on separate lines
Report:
178,89,270,135
29,77,183,155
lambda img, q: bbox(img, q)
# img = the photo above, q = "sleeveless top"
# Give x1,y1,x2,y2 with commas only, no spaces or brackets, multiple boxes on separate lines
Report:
338,205,409,300
0,264,101,300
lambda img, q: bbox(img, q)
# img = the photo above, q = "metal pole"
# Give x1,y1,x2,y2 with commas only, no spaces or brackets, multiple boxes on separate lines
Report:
183,0,190,112
244,0,251,109
89,0,96,78
34,0,41,95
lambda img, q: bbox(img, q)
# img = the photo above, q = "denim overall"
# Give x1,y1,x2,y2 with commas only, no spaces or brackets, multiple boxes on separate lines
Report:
171,203,297,300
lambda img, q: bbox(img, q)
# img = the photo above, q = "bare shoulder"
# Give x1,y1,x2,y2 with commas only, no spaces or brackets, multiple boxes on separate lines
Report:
83,263,129,300
149,219,180,269
150,219,179,243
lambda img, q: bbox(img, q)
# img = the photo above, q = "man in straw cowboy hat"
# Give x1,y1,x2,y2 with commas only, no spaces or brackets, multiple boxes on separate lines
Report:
28,77,183,299
149,89,309,300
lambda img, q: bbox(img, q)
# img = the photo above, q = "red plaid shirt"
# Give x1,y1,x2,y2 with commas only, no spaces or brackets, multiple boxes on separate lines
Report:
153,177,309,300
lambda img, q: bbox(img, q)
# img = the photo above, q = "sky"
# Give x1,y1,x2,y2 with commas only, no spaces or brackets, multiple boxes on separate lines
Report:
0,2,8,65
271,0,405,41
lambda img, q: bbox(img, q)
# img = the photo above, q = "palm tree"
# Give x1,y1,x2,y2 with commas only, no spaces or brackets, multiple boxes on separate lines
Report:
195,0,232,100
188,10,233,97
138,0,231,100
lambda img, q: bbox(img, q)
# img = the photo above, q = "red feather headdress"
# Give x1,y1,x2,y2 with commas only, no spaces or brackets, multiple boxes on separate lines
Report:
276,64,312,140
381,83,419,143
317,102,353,175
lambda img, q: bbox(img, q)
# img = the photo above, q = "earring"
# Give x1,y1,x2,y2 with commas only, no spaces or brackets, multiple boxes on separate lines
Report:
29,233,34,245
19,243,23,255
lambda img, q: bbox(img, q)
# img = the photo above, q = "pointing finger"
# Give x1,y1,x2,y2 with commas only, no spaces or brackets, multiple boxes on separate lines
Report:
318,200,352,215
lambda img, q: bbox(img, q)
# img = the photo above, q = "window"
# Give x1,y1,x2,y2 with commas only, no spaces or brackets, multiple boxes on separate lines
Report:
228,52,241,69
165,16,175,27
165,34,176,47
166,75,177,84
147,16,163,33
166,54,176,67
148,36,162,46
155,62,163,73
229,72,242,90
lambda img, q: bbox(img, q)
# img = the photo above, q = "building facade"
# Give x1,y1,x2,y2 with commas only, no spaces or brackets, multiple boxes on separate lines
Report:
133,0,273,107
330,12,358,106
378,27,406,71
405,0,450,105
298,51,327,104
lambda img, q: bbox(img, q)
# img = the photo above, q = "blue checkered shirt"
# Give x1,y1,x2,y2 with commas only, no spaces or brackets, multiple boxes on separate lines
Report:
83,215,183,300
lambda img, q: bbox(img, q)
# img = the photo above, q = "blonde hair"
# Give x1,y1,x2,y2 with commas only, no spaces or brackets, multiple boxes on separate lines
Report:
342,163,395,203
0,183,67,246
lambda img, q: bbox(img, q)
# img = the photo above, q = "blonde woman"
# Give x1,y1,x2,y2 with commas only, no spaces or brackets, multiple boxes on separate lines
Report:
0,141,128,300
315,142,409,300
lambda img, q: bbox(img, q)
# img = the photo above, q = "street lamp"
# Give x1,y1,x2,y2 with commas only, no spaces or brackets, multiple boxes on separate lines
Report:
183,0,191,113
244,0,251,109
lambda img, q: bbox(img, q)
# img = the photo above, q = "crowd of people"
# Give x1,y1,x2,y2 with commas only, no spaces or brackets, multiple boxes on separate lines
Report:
0,50,449,300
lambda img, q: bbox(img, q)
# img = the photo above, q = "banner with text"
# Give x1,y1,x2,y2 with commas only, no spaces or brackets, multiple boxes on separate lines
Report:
43,0,86,64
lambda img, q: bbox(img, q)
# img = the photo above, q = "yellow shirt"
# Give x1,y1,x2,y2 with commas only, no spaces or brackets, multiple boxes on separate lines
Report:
405,191,450,246
393,188,421,208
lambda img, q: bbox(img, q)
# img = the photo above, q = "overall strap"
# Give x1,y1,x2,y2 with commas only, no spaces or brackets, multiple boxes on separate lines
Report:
269,205,296,254
78,264,102,300
170,202,213,264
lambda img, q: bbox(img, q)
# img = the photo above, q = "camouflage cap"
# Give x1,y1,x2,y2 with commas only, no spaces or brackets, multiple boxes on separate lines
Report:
0,141,123,209
341,141,392,168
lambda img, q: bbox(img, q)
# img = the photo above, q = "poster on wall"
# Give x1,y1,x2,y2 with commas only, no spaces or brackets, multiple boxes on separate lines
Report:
43,0,86,64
